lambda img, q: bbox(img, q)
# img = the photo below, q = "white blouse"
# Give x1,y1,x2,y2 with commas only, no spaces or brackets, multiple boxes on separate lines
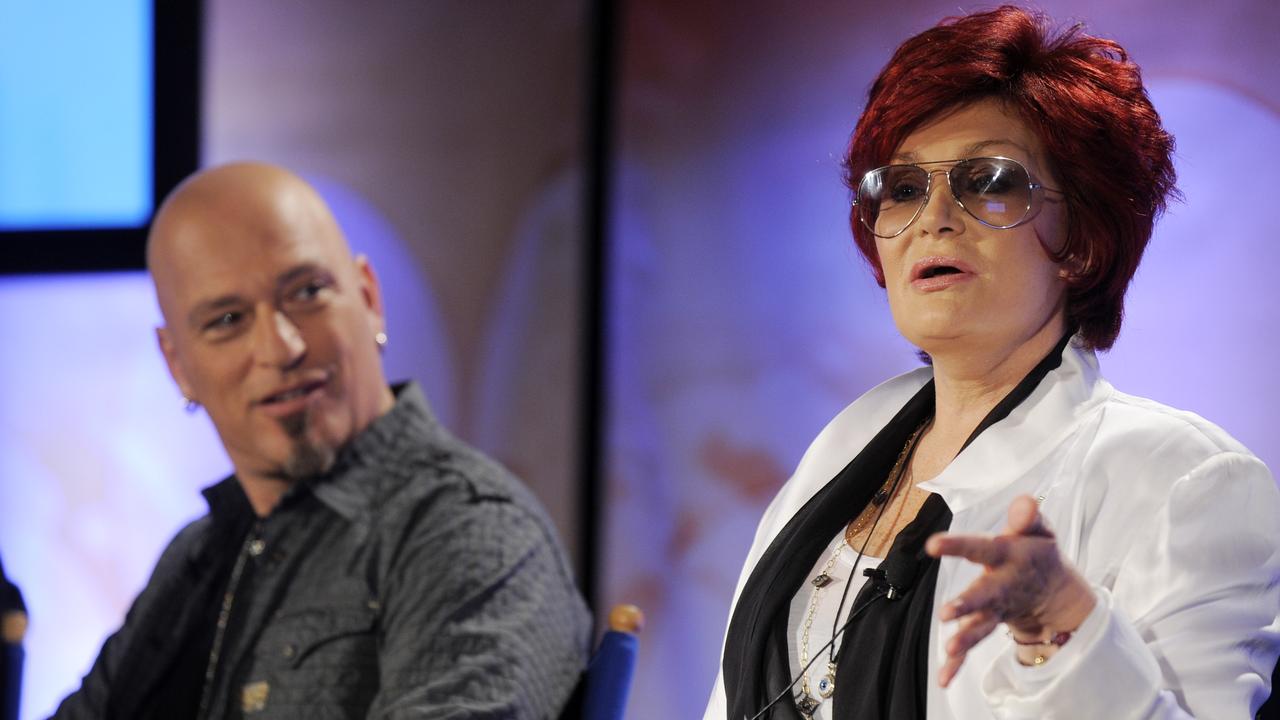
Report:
706,340,1280,719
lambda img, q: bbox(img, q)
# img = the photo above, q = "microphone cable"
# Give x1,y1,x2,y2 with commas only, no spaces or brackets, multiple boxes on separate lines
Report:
745,582,891,720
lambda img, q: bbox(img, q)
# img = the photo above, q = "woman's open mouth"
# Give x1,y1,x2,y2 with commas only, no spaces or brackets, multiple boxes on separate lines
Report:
910,257,976,290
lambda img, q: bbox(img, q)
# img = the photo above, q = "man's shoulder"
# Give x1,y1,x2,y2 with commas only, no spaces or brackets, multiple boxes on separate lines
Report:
372,426,559,543
338,382,569,562
374,418,525,498
154,513,216,567
362,382,543,511
364,431,583,618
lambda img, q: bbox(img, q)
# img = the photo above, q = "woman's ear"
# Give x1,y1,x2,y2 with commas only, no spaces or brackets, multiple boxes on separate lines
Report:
1057,251,1087,283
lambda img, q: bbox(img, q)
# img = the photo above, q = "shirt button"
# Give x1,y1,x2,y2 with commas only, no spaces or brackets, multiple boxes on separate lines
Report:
281,643,297,659
248,539,266,557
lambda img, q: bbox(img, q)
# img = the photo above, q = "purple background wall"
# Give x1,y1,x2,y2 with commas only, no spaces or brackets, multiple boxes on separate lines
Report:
602,1,1280,716
2,2,1278,719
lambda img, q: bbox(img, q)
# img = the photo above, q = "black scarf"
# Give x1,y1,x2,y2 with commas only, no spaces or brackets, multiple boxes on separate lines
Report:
723,334,1071,719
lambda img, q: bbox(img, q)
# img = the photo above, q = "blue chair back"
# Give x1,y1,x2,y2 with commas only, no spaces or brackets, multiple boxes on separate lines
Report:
1,638,22,720
582,605,643,720
1,557,25,720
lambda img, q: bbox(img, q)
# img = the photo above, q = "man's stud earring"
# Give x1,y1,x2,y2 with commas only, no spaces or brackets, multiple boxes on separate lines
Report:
183,397,200,413
375,331,388,349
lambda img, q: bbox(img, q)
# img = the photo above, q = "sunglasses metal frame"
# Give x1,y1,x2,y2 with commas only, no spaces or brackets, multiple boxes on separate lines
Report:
852,156,1064,239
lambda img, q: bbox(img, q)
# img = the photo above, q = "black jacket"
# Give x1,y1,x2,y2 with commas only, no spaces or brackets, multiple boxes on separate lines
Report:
52,383,590,720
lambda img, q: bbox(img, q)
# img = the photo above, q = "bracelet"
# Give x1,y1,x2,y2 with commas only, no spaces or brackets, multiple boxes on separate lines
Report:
1007,629,1073,647
1008,629,1072,666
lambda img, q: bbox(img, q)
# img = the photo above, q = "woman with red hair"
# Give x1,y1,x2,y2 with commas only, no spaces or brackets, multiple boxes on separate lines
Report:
706,6,1279,719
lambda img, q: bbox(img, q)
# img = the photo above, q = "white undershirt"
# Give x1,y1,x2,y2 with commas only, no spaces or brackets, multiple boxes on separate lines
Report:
786,532,883,720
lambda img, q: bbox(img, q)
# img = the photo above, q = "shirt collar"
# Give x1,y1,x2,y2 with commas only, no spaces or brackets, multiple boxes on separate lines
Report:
202,381,448,525
916,338,1110,513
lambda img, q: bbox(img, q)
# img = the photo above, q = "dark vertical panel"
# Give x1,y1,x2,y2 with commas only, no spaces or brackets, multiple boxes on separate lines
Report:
579,0,618,615
153,0,202,216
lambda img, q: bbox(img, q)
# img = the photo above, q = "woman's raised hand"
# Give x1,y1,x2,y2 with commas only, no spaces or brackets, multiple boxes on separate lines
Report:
925,495,1097,687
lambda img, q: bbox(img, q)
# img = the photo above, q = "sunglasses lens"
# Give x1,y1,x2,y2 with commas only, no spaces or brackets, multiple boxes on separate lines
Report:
857,165,929,238
856,158,1037,237
951,158,1032,228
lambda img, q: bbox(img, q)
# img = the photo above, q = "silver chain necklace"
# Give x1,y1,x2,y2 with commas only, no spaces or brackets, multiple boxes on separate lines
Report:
196,526,262,720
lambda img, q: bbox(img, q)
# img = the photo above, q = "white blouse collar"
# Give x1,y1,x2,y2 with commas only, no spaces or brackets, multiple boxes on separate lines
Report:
916,338,1110,513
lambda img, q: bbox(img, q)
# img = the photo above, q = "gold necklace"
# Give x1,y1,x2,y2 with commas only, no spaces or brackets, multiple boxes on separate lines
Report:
844,419,928,548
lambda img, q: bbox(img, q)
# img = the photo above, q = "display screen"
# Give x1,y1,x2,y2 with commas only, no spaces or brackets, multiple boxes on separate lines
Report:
0,0,153,230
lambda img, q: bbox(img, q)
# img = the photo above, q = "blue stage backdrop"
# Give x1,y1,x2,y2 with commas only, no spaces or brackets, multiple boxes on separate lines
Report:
0,0,151,230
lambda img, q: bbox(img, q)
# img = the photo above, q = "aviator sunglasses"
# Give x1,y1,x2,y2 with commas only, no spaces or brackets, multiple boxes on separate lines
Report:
852,156,1064,239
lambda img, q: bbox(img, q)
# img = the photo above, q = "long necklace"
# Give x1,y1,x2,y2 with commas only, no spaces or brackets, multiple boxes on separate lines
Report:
196,526,261,720
794,418,929,717
797,536,847,716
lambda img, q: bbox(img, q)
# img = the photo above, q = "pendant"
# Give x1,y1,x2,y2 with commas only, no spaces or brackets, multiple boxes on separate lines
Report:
811,573,833,588
795,693,820,716
817,671,836,698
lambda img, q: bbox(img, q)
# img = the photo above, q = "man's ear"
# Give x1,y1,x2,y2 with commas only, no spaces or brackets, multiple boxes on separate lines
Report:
354,254,387,335
156,326,196,402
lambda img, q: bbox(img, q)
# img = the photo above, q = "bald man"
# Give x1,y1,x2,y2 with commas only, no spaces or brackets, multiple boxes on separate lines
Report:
52,163,591,719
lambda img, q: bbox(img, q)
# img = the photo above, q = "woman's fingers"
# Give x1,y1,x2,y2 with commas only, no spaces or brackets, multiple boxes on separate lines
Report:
927,496,1055,566
938,652,965,688
937,610,1001,686
926,533,1011,566
937,604,1004,687
1005,495,1053,537
939,570,1011,621
945,610,1001,657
